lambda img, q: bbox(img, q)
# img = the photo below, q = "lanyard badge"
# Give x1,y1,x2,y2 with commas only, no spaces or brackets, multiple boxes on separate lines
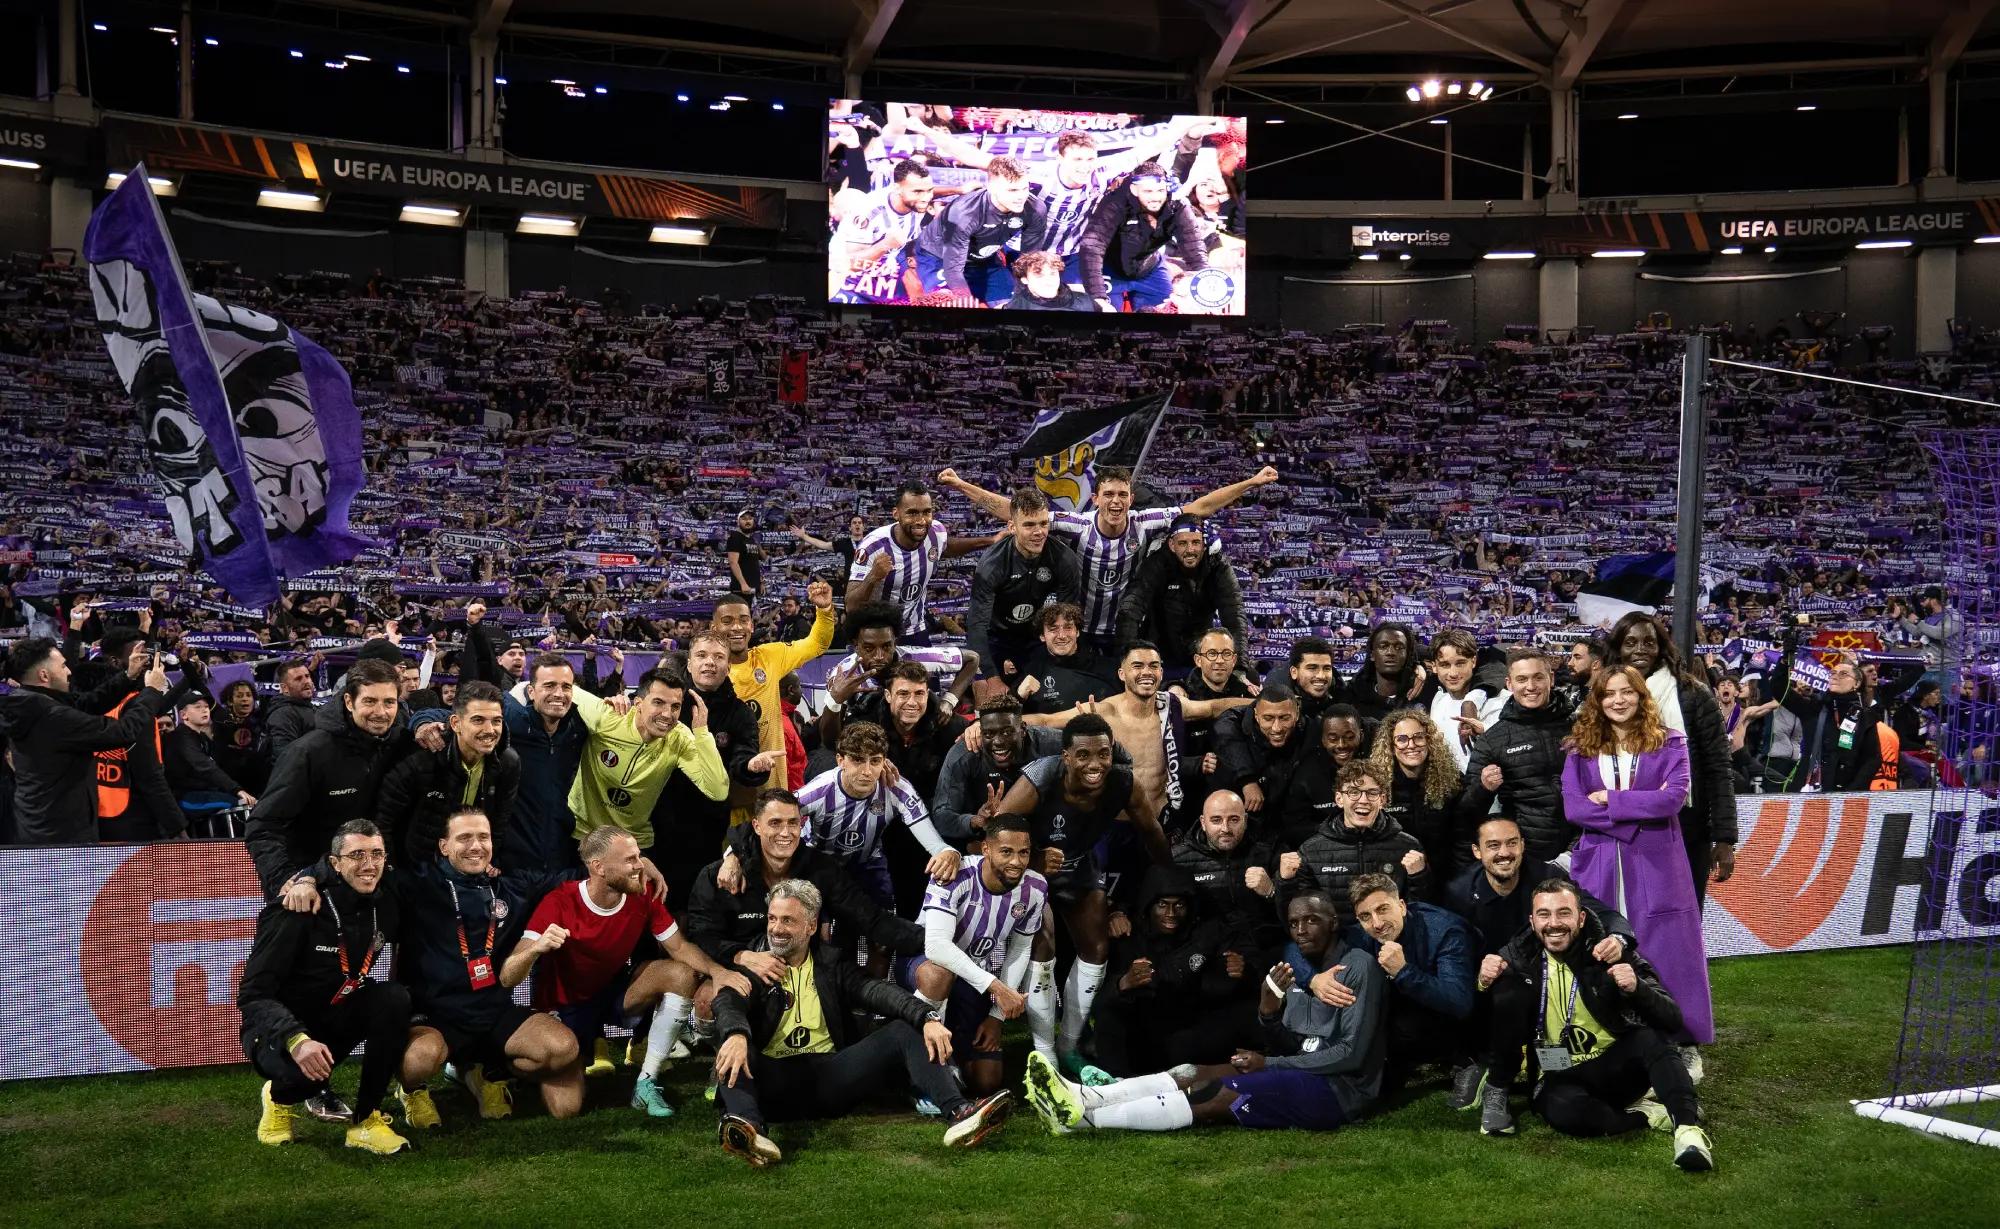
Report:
324,896,383,1005
448,880,500,991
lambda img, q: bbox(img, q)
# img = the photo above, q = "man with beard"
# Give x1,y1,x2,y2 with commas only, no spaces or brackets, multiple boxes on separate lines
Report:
1314,874,1476,1099
1206,682,1310,819
713,583,835,800
1458,649,1577,863
967,488,1082,693
568,667,728,862
459,636,589,875
1116,517,1247,673
846,482,997,646
1558,636,1608,714
822,601,977,718
1077,162,1210,313
1768,643,1885,794
1283,637,1342,729
932,695,1071,844
993,714,1171,1073
1023,890,1385,1135
1279,762,1429,922
264,657,322,761
376,681,520,865
1342,623,1426,726
653,630,775,906
1475,879,1713,1172
1014,603,1119,717
1172,789,1285,977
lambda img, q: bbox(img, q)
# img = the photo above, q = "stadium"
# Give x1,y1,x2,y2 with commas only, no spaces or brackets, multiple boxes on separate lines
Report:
2,0,1999,1224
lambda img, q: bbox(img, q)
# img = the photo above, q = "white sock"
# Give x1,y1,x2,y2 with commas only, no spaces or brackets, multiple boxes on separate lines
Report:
1027,960,1059,1059
1058,960,1105,1056
1085,1094,1194,1132
915,991,945,1013
642,993,691,1079
1081,1071,1180,1111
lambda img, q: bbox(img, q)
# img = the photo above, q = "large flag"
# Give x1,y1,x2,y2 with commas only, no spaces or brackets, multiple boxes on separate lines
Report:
83,164,367,607
778,347,809,404
1575,551,1676,629
1015,388,1174,512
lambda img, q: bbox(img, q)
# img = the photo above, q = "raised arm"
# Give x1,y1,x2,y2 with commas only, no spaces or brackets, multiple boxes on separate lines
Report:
936,468,1013,522
1182,466,1281,519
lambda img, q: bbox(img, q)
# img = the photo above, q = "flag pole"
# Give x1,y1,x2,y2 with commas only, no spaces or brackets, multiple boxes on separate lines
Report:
1673,334,1710,653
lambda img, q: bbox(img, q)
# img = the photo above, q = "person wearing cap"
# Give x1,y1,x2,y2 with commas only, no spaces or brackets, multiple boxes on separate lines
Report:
1114,515,1246,673
164,689,257,814
726,508,765,598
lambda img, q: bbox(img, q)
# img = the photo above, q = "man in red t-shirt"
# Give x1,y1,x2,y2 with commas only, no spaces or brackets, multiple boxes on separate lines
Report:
504,826,749,1117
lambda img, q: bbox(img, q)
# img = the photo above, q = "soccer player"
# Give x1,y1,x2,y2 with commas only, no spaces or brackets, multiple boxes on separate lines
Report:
1077,162,1210,313
937,463,1277,654
830,159,934,305
992,713,1170,1073
1474,879,1714,1172
239,819,412,1155
967,487,1082,690
375,681,519,865
901,812,1047,1096
845,482,995,645
1013,603,1120,715
1022,890,1386,1134
568,666,728,860
930,694,1076,844
713,879,1013,1165
911,156,1048,306
714,582,835,801
503,826,751,1119
790,721,961,906
821,600,977,740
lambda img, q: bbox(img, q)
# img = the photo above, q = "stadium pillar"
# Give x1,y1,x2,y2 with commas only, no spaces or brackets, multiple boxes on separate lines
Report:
49,178,93,254
55,0,79,95
1538,258,1577,337
1916,246,1958,354
1673,334,1710,652
466,228,509,299
1547,86,1577,205
178,0,193,120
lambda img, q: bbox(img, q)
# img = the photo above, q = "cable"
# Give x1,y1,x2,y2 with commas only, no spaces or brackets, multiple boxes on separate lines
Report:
1231,83,1546,177
1708,358,2000,410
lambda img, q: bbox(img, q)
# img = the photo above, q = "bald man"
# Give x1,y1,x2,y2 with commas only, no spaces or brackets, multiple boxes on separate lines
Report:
1170,790,1285,980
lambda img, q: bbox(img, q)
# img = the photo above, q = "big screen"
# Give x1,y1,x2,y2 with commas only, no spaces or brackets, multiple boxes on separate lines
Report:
826,102,1246,315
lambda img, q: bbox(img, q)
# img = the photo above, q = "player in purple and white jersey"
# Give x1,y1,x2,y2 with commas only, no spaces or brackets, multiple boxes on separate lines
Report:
900,813,1046,1095
795,721,959,908
845,480,1001,645
826,600,978,704
830,161,933,305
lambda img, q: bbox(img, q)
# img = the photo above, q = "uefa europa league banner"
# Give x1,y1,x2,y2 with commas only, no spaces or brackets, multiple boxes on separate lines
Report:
3,790,1995,1080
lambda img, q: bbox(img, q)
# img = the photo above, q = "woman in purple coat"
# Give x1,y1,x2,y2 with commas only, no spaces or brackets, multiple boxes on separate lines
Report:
1561,665,1714,1060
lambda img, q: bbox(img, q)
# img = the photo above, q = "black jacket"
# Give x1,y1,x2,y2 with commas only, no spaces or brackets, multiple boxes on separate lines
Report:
967,536,1082,676
685,843,923,969
1443,858,1635,957
1665,676,1739,843
0,682,175,845
1017,646,1120,716
1002,285,1096,312
1379,767,1464,895
1772,658,1883,794
1102,865,1245,1016
1077,189,1207,300
1116,541,1246,664
1284,810,1431,922
1209,704,1311,795
712,937,934,1053
263,695,319,762
915,188,1050,292
375,735,523,866
1261,745,1345,853
211,713,270,794
246,705,412,896
930,724,1068,844
1171,827,1285,964
237,874,402,1052
164,725,242,799
1458,697,1576,863
1495,909,1684,1040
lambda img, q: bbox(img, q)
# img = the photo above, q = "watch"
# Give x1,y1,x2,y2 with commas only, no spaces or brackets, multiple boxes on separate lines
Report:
923,1010,944,1024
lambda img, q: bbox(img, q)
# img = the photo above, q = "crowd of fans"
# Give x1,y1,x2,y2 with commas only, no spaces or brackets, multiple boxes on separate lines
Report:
0,255,1990,1163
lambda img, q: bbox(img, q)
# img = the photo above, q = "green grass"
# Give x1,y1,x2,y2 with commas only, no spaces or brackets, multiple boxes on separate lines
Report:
4,947,1996,1227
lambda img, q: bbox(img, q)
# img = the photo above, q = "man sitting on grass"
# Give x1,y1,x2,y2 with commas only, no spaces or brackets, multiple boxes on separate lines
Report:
1022,890,1385,1134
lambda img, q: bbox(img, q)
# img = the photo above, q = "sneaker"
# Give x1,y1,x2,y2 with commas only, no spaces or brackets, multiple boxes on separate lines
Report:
719,1114,782,1167
1673,1123,1715,1172
1680,1045,1706,1085
1448,1063,1486,1112
1628,1093,1673,1133
464,1067,514,1120
398,1085,442,1131
942,1090,1012,1149
630,1074,675,1119
1479,1084,1517,1137
302,1090,354,1123
703,1082,718,1104
344,1111,412,1156
1024,1051,1085,1134
912,1096,942,1117
586,1039,617,1078
1076,1063,1116,1088
256,1081,297,1146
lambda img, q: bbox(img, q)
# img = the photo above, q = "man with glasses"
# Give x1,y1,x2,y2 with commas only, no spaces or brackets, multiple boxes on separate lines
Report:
1279,762,1429,923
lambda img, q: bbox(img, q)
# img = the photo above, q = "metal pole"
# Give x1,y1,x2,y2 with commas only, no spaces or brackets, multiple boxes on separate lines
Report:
178,0,193,120
1674,334,1710,652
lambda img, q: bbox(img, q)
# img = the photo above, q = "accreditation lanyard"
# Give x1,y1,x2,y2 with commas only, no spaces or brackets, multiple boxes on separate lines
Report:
447,879,499,990
323,895,383,1005
1535,955,1583,1072
1607,752,1631,793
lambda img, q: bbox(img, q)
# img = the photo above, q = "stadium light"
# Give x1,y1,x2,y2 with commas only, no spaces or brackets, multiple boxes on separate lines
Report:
397,65,411,74
1796,104,1817,111
258,188,326,212
1265,118,1285,124
0,157,42,171
1618,112,1639,120
1357,253,1380,261
771,101,784,110
106,172,178,196
1977,236,2000,244
1483,251,1537,260
1429,118,1447,124
1763,245,1778,253
1855,239,1912,250
204,37,219,46
495,76,508,85
650,224,711,246
344,53,371,62
1405,86,1421,102
596,86,609,95
92,22,108,31
1468,81,1484,95
1591,249,1647,258
1398,253,1411,260
710,101,731,111
676,93,690,102
1446,82,1462,95
399,203,464,227
1720,246,1744,255
324,61,346,69
290,49,304,58
517,214,580,236
551,78,577,86
723,94,749,102
1421,79,1441,98
149,26,175,35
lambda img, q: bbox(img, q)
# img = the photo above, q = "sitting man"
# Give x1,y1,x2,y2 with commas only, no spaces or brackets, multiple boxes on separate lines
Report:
238,819,411,1155
712,879,1013,1165
901,813,1047,1099
1023,889,1384,1134
502,826,751,1119
1091,865,1253,1080
1476,878,1713,1172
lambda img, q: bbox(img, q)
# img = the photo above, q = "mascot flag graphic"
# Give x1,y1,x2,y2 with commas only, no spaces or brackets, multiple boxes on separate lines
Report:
1016,389,1174,513
83,163,367,607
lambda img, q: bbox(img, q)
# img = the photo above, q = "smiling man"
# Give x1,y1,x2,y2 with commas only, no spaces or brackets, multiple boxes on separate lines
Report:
376,680,521,865
1458,648,1577,863
568,666,727,862
967,487,1082,692
715,581,835,797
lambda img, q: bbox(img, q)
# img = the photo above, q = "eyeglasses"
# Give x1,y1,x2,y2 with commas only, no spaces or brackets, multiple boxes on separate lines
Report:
1392,734,1429,747
1195,649,1236,661
337,850,388,864
1339,788,1386,801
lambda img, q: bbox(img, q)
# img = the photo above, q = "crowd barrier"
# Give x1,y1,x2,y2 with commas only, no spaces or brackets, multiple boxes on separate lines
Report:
4,789,1995,1081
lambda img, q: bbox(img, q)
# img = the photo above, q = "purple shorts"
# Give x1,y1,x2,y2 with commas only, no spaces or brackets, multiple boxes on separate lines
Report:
1220,1068,1352,1130
893,955,1004,1062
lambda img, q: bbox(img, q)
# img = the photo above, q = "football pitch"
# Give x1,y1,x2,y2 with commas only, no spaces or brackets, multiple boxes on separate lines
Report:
4,946,1996,1228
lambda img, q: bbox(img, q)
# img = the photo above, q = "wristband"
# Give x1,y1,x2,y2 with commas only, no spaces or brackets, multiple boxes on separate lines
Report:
1263,974,1286,998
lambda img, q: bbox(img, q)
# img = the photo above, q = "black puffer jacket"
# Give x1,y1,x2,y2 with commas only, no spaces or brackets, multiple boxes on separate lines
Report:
1103,865,1245,1014
1208,704,1311,795
1172,827,1285,965
1494,908,1684,1040
1260,745,1344,853
1283,810,1431,923
263,694,319,762
1670,675,1739,843
1457,697,1576,863
1115,540,1247,663
374,734,523,866
246,705,412,896
1378,767,1464,896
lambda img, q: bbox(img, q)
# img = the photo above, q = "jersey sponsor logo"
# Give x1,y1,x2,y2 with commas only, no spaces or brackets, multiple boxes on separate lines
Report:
784,1025,811,1049
606,787,633,808
328,787,357,796
970,936,997,961
598,749,621,768
1011,603,1036,622
1504,743,1532,754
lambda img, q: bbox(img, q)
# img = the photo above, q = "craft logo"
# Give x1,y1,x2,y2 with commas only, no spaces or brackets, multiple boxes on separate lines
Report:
81,845,263,1067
